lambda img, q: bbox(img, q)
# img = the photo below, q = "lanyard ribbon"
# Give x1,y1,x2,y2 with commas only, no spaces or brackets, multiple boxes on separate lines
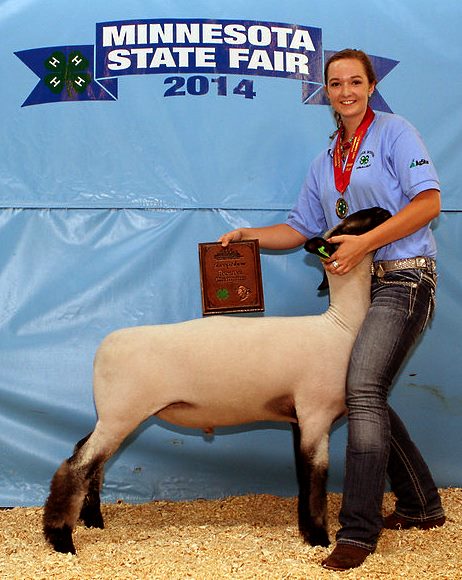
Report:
333,106,375,193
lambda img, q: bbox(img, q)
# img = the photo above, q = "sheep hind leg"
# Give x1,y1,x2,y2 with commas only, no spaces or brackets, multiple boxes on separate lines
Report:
79,463,104,529
72,433,105,529
43,448,105,554
291,424,330,547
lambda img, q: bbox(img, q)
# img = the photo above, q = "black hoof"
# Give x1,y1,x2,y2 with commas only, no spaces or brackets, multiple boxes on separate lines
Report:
300,527,330,547
80,505,105,529
43,524,76,554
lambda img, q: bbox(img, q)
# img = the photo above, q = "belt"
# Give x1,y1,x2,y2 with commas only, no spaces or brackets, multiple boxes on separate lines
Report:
372,257,436,277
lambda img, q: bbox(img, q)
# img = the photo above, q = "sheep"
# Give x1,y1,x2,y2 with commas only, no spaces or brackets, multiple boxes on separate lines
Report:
43,207,391,555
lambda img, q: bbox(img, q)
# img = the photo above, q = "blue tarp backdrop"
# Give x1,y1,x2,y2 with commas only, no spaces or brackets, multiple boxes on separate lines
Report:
1,0,461,506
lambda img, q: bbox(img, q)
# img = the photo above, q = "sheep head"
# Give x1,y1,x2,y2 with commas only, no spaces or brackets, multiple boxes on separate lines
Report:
304,207,392,290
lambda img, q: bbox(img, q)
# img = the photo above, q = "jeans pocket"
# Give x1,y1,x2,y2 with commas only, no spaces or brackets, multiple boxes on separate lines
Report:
375,269,436,334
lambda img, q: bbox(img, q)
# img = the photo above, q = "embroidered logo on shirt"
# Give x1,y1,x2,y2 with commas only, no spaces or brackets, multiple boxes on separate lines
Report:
410,158,430,168
356,150,374,169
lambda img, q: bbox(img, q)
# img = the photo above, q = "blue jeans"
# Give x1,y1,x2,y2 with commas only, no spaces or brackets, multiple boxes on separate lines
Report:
336,267,445,550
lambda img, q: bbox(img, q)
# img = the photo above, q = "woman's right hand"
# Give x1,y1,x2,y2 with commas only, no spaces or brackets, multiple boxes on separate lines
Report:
218,223,306,250
218,229,244,247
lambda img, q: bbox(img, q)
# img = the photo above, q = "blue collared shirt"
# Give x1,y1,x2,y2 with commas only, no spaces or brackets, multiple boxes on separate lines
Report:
286,112,440,260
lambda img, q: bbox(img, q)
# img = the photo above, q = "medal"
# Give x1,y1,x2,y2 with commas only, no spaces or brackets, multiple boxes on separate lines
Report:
332,106,375,219
335,197,349,219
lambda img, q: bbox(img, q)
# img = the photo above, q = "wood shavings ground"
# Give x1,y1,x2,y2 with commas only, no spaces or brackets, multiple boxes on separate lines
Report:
0,488,460,579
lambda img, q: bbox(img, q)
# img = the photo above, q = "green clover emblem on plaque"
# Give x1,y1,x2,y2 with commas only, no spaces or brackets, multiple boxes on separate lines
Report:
216,288,230,301
44,51,91,97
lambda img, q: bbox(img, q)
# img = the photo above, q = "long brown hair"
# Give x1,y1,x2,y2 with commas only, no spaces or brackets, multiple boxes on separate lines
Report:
324,49,377,135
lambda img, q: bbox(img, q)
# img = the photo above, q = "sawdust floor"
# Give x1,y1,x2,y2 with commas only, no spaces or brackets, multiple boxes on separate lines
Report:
1,488,461,579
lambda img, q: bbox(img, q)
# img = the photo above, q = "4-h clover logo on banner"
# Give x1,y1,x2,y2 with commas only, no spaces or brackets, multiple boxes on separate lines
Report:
44,50,92,96
15,45,117,106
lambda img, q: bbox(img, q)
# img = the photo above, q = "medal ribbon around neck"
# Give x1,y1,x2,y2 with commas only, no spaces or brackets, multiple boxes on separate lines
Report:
333,106,375,195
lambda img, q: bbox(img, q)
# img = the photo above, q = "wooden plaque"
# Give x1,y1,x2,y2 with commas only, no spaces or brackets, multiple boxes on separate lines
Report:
198,240,265,315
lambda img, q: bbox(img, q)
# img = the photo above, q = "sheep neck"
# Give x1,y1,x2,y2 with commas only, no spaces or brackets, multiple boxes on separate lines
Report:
323,254,373,335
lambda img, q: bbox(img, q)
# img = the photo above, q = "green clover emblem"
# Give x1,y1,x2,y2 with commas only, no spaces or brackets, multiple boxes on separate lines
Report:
360,154,370,165
216,288,230,301
44,51,91,97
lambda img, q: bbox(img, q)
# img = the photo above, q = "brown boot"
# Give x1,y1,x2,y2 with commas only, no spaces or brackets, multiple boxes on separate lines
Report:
383,512,446,530
321,543,373,571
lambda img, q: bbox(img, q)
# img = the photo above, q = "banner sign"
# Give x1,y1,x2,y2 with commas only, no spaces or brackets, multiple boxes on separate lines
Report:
15,18,398,108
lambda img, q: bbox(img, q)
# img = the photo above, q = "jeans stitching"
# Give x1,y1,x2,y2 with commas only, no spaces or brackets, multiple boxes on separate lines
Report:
421,289,434,333
376,270,436,335
337,539,375,551
408,280,417,318
377,278,418,289
390,433,427,517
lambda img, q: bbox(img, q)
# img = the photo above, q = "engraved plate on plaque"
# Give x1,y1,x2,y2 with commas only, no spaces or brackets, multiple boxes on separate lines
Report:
198,240,265,315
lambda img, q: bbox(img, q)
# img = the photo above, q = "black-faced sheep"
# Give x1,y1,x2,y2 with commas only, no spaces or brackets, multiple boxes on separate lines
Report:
43,207,391,555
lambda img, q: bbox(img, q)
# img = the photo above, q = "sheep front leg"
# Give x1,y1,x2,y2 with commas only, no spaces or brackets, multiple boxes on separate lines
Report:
291,423,330,547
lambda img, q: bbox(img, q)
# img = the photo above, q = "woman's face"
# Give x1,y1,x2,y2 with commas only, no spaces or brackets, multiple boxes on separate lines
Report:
325,58,375,128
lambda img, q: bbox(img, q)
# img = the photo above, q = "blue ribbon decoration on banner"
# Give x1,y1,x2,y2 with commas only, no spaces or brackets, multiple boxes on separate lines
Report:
15,45,118,107
15,20,398,110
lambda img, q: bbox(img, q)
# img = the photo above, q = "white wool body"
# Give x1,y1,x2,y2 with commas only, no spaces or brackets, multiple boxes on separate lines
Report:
88,253,372,455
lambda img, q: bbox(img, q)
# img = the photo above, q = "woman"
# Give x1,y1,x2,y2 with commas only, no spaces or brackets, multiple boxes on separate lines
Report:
219,48,445,571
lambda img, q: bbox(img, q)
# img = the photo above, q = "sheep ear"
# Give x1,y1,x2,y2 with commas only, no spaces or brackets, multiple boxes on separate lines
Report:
304,237,333,292
304,237,336,259
317,272,329,291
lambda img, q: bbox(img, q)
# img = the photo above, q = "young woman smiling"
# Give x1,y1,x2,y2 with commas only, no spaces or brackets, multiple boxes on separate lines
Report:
220,48,445,571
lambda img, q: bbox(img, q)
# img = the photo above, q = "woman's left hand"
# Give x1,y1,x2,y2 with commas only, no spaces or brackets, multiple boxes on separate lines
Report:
324,234,368,275
324,189,441,276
